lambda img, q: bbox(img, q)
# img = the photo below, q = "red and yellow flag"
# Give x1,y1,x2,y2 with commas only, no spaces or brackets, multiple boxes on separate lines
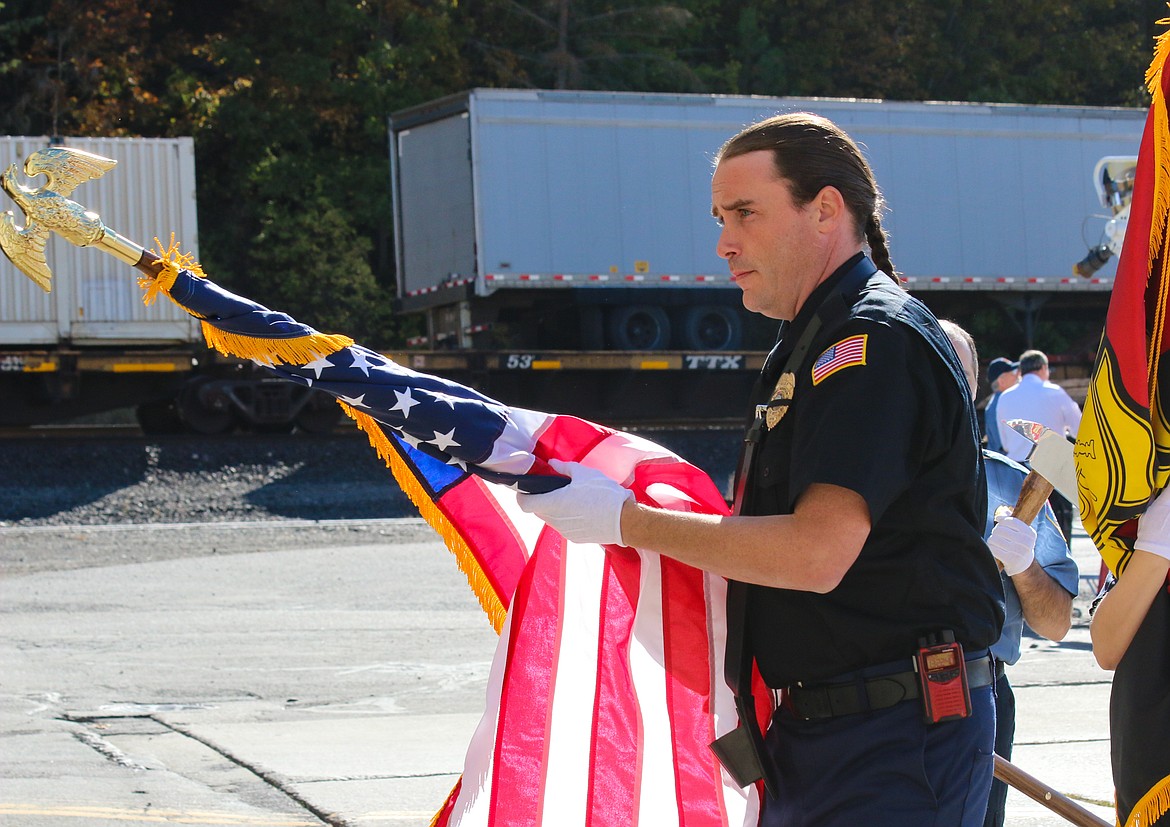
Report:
1077,18,1170,578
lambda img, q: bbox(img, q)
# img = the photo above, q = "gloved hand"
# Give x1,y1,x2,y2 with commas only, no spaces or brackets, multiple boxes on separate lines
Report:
516,459,633,546
1136,487,1170,561
988,515,1036,577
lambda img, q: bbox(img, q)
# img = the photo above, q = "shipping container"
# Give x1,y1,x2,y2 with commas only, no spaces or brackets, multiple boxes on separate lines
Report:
0,136,340,433
0,136,200,347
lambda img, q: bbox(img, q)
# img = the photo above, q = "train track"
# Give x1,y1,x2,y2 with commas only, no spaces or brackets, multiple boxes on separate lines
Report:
0,417,744,441
0,424,147,440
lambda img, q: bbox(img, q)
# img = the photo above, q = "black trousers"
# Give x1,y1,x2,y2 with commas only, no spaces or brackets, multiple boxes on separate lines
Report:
983,672,1015,827
1049,491,1074,548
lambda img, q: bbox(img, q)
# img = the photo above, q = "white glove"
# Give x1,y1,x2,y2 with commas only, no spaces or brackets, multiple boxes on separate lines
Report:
988,515,1036,577
516,459,633,546
1136,487,1170,561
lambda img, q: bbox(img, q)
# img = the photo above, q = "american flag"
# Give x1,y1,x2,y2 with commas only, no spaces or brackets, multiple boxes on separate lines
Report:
810,334,867,385
155,267,763,826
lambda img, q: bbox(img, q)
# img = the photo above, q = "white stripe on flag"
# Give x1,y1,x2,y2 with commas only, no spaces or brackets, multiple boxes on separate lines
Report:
450,610,511,826
706,571,760,825
632,552,679,825
539,542,604,823
490,479,543,563
489,409,552,472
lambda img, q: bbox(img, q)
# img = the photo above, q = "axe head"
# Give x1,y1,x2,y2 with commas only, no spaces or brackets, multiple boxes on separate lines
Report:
1005,419,1077,503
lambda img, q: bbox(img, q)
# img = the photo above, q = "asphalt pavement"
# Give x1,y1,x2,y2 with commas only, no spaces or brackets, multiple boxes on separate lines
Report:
0,516,1118,826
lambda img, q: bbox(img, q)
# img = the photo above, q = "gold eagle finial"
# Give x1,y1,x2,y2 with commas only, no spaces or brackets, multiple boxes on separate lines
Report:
0,146,118,291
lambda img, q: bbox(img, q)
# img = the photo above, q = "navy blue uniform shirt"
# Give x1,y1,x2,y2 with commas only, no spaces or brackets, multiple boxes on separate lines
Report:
741,254,1005,687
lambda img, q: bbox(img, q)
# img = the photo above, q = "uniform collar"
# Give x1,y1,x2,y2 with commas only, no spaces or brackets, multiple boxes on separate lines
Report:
771,252,874,361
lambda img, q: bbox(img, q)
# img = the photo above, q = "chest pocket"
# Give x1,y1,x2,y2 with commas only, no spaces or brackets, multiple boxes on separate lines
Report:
748,423,795,516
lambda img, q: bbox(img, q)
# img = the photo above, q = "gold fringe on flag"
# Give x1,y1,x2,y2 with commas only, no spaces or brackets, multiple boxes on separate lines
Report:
1125,771,1170,827
1147,18,1170,435
1146,17,1170,270
138,236,203,306
340,402,508,634
137,235,355,366
197,323,355,367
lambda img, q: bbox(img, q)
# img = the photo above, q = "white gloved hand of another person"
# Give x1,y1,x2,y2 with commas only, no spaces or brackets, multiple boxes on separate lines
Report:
1135,487,1170,561
988,515,1036,577
516,459,633,546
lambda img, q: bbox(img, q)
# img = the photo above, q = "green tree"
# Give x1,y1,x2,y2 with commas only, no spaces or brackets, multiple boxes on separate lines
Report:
462,0,705,91
697,0,1154,106
190,0,469,344
0,0,212,137
4,0,1170,354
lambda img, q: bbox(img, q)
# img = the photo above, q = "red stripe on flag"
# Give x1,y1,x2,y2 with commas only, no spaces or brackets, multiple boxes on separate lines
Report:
532,414,613,464
586,547,644,825
662,558,727,826
438,478,529,603
490,530,566,825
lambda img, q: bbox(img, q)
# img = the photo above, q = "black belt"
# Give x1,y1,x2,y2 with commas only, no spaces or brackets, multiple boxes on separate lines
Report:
781,654,994,721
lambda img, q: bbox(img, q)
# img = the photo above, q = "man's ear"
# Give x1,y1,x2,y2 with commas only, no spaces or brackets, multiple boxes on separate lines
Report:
812,186,847,231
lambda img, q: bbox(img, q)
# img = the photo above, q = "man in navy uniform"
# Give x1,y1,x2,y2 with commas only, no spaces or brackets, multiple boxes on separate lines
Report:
519,112,1004,827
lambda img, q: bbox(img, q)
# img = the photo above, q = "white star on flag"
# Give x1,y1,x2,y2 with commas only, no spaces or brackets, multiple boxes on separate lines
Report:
429,428,460,452
390,388,421,419
349,350,376,377
303,354,335,379
340,393,367,408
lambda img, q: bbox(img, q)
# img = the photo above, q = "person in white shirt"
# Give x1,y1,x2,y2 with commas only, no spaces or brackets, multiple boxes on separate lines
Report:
995,349,1082,543
994,350,1081,459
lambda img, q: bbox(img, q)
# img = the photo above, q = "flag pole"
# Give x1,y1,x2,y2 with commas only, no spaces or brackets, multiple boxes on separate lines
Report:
994,755,1112,827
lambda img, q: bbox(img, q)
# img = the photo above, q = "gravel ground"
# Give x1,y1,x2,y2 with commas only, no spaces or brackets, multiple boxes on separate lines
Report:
0,425,741,528
0,425,740,578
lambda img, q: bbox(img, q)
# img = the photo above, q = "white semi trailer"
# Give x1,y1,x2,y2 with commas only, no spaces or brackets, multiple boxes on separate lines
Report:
390,89,1144,355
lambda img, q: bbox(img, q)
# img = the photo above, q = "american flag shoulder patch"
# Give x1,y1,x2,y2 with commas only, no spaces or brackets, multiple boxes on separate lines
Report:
811,334,868,385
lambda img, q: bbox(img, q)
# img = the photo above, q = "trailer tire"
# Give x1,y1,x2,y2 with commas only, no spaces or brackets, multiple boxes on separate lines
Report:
177,377,236,435
607,305,671,351
681,305,743,350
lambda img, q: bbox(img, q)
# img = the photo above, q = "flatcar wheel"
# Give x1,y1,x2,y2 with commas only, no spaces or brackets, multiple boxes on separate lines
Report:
295,391,343,434
177,377,235,435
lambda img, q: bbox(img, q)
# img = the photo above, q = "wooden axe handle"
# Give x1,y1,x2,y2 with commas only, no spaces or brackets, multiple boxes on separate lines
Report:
1012,470,1055,525
994,755,1112,827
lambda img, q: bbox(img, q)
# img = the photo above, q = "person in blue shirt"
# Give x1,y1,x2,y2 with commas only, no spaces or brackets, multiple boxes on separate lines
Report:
943,322,1080,827
984,356,1019,453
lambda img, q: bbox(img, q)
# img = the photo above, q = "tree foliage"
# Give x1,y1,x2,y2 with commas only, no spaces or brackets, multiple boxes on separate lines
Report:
0,0,1166,344
699,0,1156,104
